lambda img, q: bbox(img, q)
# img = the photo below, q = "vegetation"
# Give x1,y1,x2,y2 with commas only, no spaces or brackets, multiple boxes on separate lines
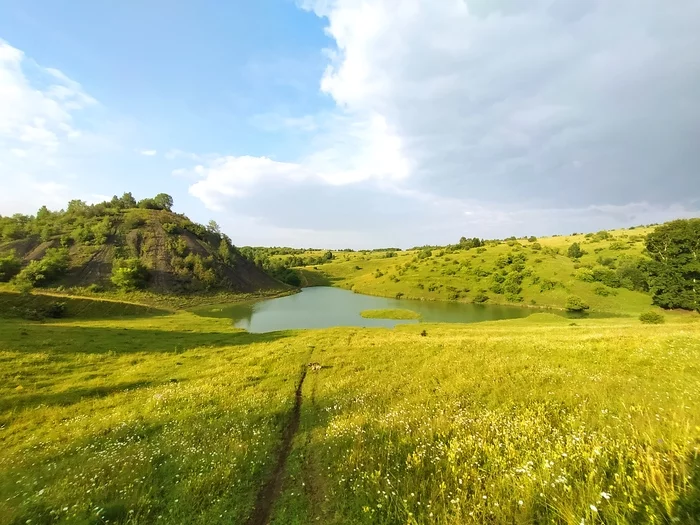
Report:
1,296,699,524
565,295,590,312
645,218,700,311
360,308,421,320
2,198,700,524
639,310,665,324
0,194,283,295
0,252,21,282
111,258,150,290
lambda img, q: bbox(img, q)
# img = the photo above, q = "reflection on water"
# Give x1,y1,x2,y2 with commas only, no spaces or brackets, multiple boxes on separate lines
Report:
191,287,552,333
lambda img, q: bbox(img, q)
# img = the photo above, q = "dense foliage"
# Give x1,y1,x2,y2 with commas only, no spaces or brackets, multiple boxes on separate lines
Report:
644,218,700,311
0,193,273,292
111,258,150,290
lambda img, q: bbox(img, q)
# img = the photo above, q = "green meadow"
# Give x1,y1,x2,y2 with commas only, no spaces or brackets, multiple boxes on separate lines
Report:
2,290,700,524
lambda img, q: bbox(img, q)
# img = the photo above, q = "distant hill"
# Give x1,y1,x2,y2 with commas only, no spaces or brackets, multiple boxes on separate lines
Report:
0,194,284,295
261,226,664,314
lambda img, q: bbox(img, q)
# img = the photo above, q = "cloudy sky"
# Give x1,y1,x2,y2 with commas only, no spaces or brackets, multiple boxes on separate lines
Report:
1,0,698,248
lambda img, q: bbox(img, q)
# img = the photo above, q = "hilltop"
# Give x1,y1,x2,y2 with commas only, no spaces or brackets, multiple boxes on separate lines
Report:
0,193,284,297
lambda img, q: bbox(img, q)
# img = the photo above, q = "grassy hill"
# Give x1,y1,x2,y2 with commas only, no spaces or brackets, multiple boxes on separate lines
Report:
287,227,657,314
0,198,285,297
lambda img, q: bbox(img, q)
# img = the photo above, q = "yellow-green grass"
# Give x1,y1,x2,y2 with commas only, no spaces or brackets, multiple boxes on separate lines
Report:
0,290,168,319
2,295,700,523
360,308,421,320
291,227,656,314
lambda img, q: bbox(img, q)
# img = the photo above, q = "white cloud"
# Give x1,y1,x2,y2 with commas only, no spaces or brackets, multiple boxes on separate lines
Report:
0,39,101,215
299,0,700,209
139,149,157,156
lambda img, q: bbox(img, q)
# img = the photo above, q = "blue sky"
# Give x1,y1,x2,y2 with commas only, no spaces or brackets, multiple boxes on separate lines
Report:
1,0,699,248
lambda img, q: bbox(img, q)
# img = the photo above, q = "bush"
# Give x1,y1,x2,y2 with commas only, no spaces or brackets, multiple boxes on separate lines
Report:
86,283,103,293
111,258,150,290
527,236,537,242
473,292,489,303
162,222,181,234
539,279,559,292
639,311,665,324
567,242,584,259
594,286,617,297
565,296,590,312
0,253,22,282
14,248,69,287
597,256,616,268
395,292,404,299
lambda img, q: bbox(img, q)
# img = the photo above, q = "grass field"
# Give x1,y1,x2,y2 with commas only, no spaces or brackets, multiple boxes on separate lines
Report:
360,308,421,320
2,291,700,524
285,228,657,314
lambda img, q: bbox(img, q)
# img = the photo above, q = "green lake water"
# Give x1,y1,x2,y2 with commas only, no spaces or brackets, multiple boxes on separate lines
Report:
191,286,557,333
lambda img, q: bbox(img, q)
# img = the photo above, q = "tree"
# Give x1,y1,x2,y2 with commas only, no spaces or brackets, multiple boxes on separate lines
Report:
644,218,700,311
565,295,589,312
207,220,221,234
120,192,137,209
36,205,52,220
567,242,584,259
154,193,174,211
0,253,21,282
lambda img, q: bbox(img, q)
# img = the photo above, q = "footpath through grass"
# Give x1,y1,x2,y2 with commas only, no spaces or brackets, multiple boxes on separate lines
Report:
1,295,700,524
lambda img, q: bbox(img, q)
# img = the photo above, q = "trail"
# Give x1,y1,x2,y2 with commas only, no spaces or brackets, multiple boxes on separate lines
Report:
247,365,308,525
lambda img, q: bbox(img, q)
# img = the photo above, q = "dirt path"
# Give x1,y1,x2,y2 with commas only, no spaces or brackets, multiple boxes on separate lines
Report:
247,365,308,525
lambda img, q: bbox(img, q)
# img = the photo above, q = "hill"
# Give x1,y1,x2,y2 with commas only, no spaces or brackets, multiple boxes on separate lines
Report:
259,226,661,314
0,194,284,296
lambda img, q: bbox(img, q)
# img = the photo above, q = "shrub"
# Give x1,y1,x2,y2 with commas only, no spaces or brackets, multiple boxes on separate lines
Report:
609,241,629,251
416,283,424,289
86,283,103,293
639,311,665,324
567,242,584,259
539,279,558,292
374,269,384,278
531,242,542,251
527,236,537,242
111,258,149,290
472,292,489,303
575,268,596,282
591,267,621,288
594,286,617,297
395,292,404,299
14,248,69,287
162,222,181,234
597,256,616,268
0,253,22,282
565,296,590,312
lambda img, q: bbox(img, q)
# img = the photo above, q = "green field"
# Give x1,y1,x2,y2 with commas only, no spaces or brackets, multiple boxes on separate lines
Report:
2,291,700,524
284,228,657,314
360,308,421,320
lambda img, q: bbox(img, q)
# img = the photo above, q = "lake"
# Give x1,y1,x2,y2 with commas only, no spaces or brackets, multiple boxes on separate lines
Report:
191,286,547,332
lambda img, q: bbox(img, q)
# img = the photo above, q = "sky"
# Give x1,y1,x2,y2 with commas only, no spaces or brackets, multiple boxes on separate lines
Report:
0,0,699,249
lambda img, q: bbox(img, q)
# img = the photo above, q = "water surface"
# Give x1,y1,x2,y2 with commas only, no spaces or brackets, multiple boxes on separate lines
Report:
192,286,539,333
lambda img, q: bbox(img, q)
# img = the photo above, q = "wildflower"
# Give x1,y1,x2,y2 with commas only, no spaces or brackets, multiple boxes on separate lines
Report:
518,500,523,506
601,492,611,500
590,505,598,512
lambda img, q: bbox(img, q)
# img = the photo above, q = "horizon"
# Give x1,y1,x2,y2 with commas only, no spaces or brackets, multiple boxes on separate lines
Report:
1,0,699,249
